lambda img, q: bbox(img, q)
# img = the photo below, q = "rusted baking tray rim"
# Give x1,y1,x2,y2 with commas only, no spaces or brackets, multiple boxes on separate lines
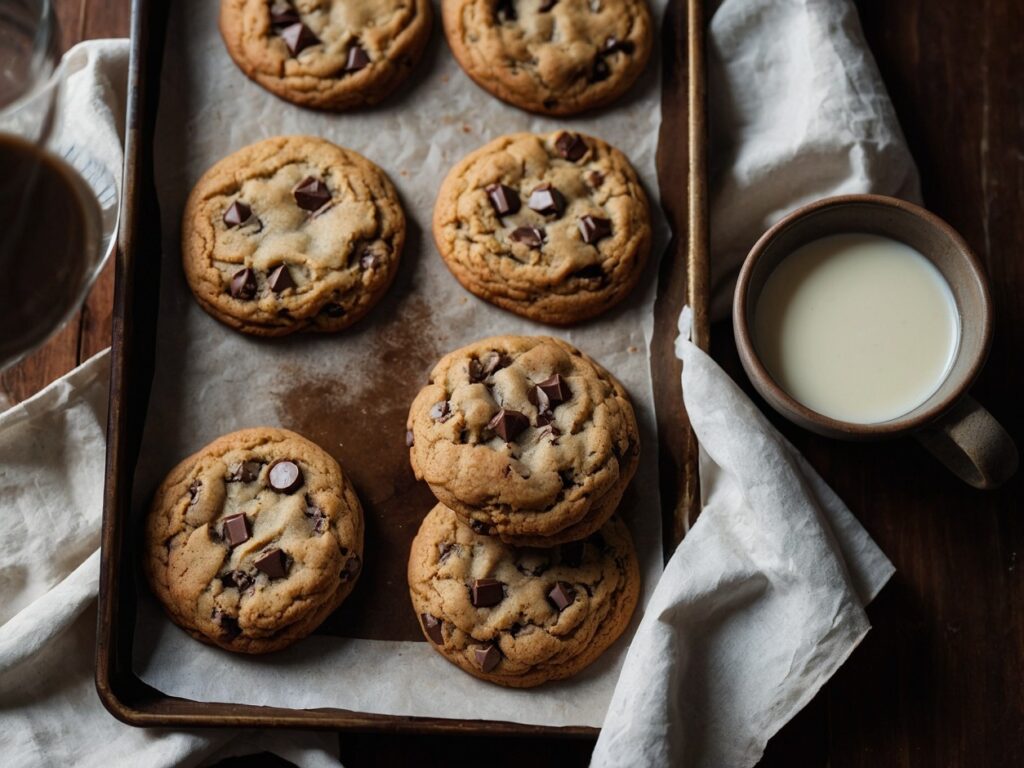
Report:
95,0,709,734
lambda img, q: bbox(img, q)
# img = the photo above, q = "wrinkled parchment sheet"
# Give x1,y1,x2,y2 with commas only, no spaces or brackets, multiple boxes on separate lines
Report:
133,0,669,728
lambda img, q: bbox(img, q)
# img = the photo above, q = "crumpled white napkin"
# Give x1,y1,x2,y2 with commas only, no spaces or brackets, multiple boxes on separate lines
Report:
0,40,338,768
592,0,910,765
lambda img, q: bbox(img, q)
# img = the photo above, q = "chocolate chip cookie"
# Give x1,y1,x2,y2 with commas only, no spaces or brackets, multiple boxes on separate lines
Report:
408,503,640,687
433,131,651,325
144,427,364,654
442,0,653,115
407,335,640,546
182,135,405,336
219,0,433,110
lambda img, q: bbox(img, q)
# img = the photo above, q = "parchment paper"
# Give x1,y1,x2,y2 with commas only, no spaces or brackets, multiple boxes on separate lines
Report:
132,0,668,728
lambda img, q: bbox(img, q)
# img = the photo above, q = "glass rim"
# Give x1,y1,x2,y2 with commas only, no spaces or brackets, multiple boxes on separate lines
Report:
0,0,60,120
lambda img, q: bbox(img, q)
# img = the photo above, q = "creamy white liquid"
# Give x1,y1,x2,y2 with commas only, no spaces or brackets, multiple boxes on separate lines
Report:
754,233,959,424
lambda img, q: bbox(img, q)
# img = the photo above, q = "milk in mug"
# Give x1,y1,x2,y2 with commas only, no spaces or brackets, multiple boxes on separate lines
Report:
753,233,960,424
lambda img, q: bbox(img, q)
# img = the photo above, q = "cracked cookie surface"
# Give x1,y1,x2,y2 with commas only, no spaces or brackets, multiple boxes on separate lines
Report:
407,335,640,546
408,503,639,687
442,0,653,115
182,135,405,336
144,427,364,654
433,131,651,325
220,0,432,110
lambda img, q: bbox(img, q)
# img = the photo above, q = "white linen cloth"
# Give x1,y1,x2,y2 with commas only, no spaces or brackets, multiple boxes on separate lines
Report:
3,0,915,762
592,0,913,764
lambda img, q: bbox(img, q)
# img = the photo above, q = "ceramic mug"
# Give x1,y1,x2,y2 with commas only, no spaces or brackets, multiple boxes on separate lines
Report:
733,194,1018,489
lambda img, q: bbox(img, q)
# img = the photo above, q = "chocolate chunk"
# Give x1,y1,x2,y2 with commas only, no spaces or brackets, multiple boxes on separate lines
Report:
474,644,501,673
487,408,529,442
221,513,250,547
471,351,511,382
270,3,300,27
293,176,331,211
538,0,558,11
548,581,576,611
322,302,346,317
222,570,253,591
485,183,521,216
586,170,605,188
438,542,457,562
268,459,303,493
280,22,319,56
223,201,252,228
559,469,576,488
430,400,453,423
421,612,444,644
510,226,545,248
603,36,635,54
254,548,289,579
561,540,584,567
591,57,611,82
535,374,571,406
345,44,370,72
578,214,612,244
536,411,555,427
588,531,607,551
227,460,262,483
229,267,257,300
304,496,328,534
405,429,415,447
341,555,361,581
572,264,605,281
267,264,295,293
554,132,587,162
527,184,566,217
212,608,240,637
471,578,505,607
360,251,379,270
470,519,490,535
494,0,517,22
188,479,201,503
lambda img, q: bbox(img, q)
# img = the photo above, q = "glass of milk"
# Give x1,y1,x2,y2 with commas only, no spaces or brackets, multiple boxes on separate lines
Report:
733,194,1017,489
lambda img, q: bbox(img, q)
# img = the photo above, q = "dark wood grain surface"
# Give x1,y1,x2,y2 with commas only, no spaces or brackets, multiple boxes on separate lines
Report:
16,0,1021,765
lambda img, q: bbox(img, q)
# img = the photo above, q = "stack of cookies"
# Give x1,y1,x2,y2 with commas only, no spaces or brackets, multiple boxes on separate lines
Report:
406,335,642,687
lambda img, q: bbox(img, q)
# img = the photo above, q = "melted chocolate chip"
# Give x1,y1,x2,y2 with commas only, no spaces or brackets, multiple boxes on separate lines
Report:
222,570,253,591
487,408,529,442
485,183,521,216
229,267,257,300
304,496,328,534
267,264,295,293
221,513,250,547
591,57,611,82
280,22,319,56
360,251,380,270
470,351,511,382
322,302,346,317
341,555,361,581
212,608,240,637
421,613,444,644
293,176,331,211
470,578,505,607
510,226,545,248
438,542,457,562
578,214,612,244
470,519,490,535
188,479,201,503
405,429,415,447
494,0,517,22
572,264,605,281
586,170,605,188
430,400,453,422
345,44,370,72
603,36,635,54
474,644,501,672
254,548,289,579
527,184,566,217
223,201,251,228
268,459,303,493
554,132,587,161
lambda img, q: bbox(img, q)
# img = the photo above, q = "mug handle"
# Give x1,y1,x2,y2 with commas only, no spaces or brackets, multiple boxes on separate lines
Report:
915,395,1018,489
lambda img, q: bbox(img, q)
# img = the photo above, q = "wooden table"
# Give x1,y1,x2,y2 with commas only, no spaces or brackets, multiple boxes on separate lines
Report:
11,2,1020,765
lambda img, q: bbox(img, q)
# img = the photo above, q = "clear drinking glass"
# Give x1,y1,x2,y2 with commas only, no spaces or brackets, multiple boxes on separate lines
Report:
0,0,118,370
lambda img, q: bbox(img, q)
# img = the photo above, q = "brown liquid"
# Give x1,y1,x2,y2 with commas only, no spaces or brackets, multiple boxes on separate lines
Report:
0,135,93,364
